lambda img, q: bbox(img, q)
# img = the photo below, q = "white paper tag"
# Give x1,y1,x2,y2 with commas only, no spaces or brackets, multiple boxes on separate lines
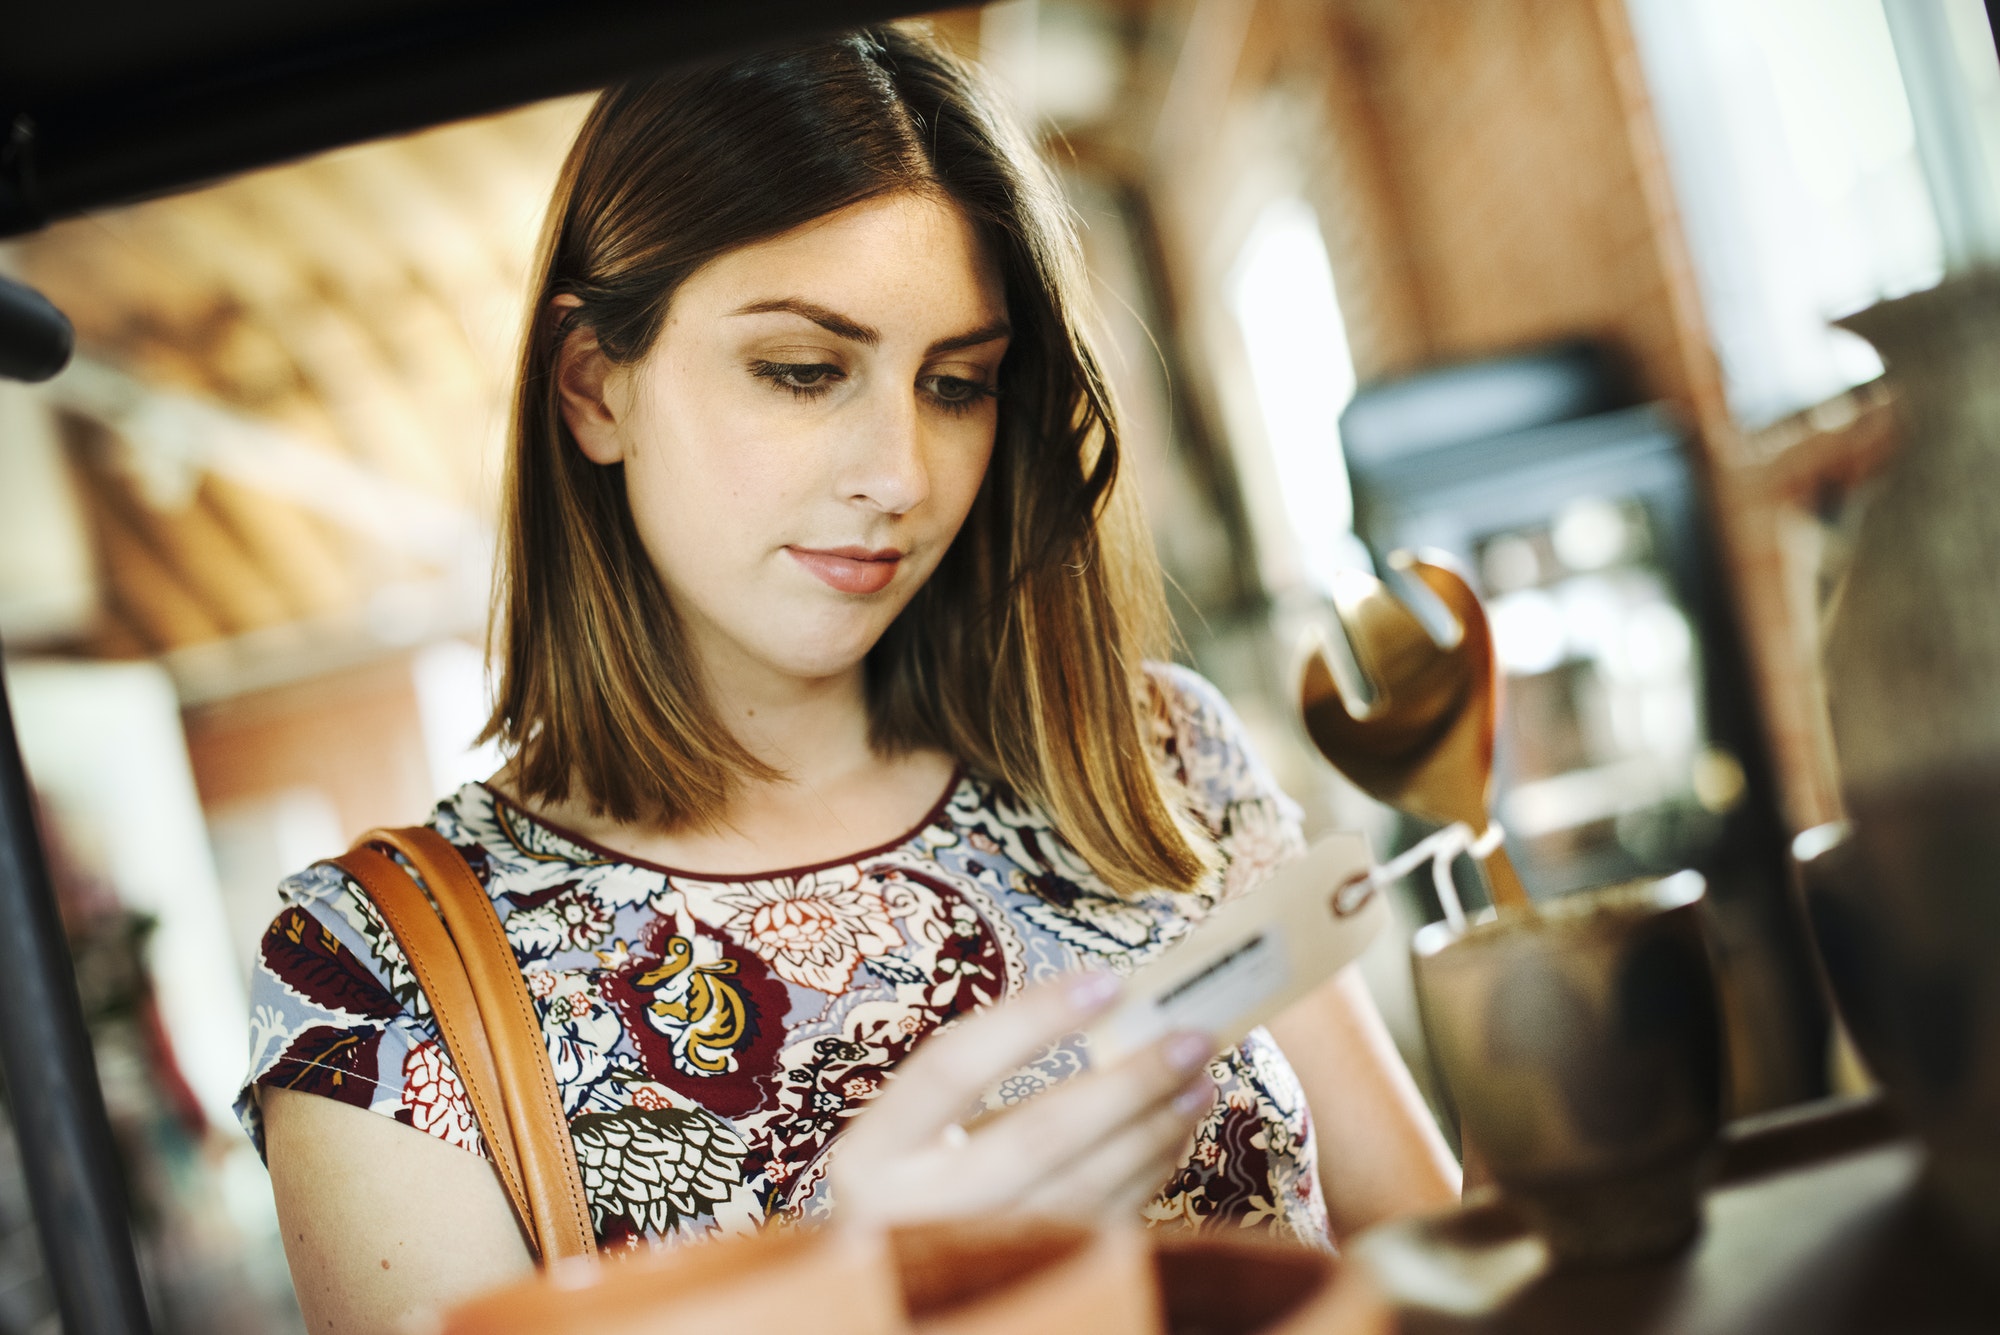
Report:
1153,928,1289,1032
1084,831,1383,1066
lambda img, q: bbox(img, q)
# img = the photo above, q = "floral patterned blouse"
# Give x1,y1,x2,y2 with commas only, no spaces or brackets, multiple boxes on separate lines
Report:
237,665,1329,1247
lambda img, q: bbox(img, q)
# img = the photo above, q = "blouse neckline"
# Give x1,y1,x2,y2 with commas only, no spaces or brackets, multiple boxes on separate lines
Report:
471,767,969,884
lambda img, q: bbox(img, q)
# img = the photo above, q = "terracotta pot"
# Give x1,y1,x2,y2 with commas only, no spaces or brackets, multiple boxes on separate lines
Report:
894,1219,1158,1335
442,1219,1390,1335
1151,1234,1391,1335
440,1224,903,1335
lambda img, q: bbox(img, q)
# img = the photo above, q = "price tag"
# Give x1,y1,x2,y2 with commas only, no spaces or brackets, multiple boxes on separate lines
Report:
1085,832,1383,1064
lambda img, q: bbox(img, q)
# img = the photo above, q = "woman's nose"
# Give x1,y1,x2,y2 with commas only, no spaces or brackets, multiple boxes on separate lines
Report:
839,386,930,515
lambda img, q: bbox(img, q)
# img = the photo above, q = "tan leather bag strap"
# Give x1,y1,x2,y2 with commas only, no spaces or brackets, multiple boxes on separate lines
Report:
328,844,536,1241
365,827,597,1262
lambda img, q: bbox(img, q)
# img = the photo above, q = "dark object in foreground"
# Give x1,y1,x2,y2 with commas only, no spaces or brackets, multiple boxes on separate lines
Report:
1795,797,2000,1259
1815,272,2000,1261
0,275,73,381
0,0,923,235
1364,1097,1997,1333
0,671,153,1334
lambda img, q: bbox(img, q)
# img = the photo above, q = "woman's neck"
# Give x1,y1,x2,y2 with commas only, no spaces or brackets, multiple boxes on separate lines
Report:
493,660,957,876
708,658,876,787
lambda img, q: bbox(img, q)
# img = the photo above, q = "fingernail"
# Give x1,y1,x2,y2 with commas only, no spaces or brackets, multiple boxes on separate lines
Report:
1164,1030,1213,1073
1067,970,1121,1013
1174,1079,1215,1117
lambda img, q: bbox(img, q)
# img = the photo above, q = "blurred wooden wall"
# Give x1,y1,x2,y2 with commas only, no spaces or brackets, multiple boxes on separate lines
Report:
1298,0,1725,422
182,654,437,843
1130,0,1841,1110
1093,0,1823,824
1262,0,1843,838
1129,0,1732,589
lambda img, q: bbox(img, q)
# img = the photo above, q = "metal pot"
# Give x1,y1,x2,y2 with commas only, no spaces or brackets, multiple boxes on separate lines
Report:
1411,873,1724,1265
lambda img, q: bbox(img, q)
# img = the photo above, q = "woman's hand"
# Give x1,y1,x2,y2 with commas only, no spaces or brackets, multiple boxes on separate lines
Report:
829,973,1216,1229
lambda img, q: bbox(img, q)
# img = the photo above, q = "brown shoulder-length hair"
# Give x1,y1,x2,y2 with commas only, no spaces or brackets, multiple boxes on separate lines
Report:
483,24,1214,897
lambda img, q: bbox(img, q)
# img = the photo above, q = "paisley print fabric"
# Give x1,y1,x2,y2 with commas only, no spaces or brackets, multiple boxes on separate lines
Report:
237,665,1329,1247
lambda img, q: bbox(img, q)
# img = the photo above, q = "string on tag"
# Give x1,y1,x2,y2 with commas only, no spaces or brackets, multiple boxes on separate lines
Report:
1363,821,1508,934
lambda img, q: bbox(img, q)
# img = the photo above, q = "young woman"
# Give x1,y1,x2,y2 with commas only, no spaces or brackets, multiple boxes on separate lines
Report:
240,25,1458,1334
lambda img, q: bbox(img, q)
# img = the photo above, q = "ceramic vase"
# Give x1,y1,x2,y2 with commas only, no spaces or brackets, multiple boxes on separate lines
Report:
1814,271,2000,1256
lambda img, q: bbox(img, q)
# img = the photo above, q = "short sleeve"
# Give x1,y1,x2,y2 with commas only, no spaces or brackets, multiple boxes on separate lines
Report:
1147,662,1309,905
236,861,486,1163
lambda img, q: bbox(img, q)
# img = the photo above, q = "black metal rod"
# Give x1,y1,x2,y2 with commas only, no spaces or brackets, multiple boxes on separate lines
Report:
0,659,154,1335
2,0,926,236
0,275,74,382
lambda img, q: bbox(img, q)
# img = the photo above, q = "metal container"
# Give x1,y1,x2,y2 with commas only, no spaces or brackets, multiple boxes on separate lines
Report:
1411,873,1724,1265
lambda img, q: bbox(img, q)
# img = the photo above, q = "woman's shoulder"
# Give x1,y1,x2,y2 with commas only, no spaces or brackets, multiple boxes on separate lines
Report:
1142,662,1307,901
240,787,501,1158
250,785,511,1043
267,783,487,916
1143,662,1289,817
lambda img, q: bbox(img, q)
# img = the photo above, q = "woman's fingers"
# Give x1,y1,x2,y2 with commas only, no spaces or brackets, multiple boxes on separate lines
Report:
956,1028,1218,1193
839,971,1122,1158
1093,1102,1212,1225
960,1031,1208,1175
834,981,1229,1230
1010,1074,1215,1219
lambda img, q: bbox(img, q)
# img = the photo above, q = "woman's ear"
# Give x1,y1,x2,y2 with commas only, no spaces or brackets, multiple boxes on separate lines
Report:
551,295,626,465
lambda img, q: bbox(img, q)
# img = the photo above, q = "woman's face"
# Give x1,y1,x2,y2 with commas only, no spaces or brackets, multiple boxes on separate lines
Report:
563,191,1009,689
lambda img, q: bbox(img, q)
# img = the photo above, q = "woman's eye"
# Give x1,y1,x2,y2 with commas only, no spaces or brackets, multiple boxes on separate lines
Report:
752,360,843,398
921,374,997,415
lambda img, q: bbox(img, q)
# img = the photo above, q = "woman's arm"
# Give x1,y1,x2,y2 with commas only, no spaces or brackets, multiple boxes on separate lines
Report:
1266,965,1461,1239
263,1086,534,1335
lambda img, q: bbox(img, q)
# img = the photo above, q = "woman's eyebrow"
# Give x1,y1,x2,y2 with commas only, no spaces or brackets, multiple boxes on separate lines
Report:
730,298,878,345
927,321,1012,356
729,298,1010,357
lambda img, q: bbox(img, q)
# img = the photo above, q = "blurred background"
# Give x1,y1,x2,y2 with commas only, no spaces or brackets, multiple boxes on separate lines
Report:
2,0,1999,1328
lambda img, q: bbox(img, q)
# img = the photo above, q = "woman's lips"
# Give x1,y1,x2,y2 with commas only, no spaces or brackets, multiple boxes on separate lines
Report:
786,546,903,595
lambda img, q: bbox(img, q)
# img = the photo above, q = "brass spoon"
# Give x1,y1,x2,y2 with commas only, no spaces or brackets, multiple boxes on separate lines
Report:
1299,550,1532,913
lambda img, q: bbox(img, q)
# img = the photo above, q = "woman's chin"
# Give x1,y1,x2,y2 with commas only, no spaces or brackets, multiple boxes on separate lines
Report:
749,627,890,684
785,605,910,668
685,588,905,686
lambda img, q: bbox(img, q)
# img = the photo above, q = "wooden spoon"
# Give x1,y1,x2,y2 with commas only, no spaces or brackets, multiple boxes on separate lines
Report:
1298,550,1532,913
